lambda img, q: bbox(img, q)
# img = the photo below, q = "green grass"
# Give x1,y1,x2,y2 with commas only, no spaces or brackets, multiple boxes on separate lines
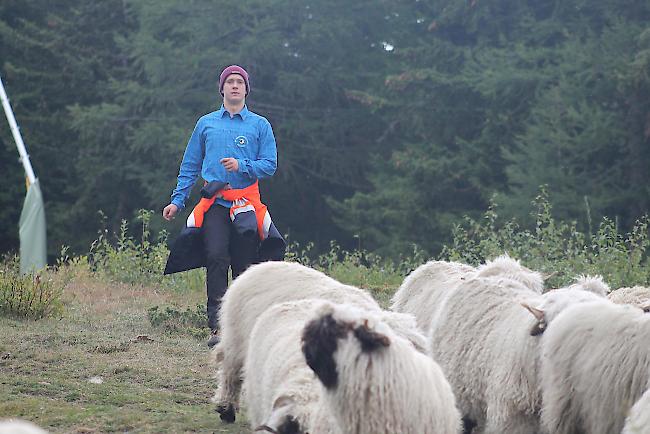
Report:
0,276,250,433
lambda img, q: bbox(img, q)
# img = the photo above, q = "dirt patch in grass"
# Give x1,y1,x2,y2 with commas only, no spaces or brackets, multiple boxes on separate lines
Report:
0,277,249,433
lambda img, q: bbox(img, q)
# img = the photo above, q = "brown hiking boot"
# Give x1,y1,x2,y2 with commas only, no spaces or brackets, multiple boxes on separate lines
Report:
207,329,220,348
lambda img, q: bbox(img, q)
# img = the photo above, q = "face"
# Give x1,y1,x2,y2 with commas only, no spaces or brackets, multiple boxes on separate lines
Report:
222,73,246,104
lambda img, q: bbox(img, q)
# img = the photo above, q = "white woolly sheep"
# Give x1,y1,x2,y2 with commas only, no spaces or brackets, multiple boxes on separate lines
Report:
622,387,650,434
474,254,545,294
608,285,650,312
212,261,426,422
242,299,338,434
303,301,462,434
539,299,650,434
391,254,543,337
428,274,607,433
0,419,48,434
391,260,476,333
522,275,609,335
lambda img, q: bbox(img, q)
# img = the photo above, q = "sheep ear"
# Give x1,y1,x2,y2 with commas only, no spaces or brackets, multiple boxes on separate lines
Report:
354,320,391,353
302,314,345,389
521,302,547,336
521,302,545,321
642,304,650,313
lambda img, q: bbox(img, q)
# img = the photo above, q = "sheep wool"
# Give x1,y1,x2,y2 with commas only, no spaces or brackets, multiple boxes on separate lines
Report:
303,302,462,434
608,285,650,311
540,300,650,434
212,261,424,422
0,419,48,434
474,254,544,294
522,275,609,335
391,260,476,334
428,275,544,434
622,387,650,434
242,299,340,434
428,274,607,433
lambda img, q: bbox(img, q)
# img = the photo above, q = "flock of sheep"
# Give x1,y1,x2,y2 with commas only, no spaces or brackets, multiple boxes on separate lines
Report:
210,256,650,434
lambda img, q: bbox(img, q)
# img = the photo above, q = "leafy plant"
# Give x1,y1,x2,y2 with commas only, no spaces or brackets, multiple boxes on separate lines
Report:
147,304,208,339
89,209,204,292
0,256,65,319
441,187,650,289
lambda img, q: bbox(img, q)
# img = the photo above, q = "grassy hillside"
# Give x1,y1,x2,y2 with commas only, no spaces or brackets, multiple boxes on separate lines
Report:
0,273,251,433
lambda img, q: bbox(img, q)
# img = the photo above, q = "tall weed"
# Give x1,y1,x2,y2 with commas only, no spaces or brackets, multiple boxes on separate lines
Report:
0,256,65,319
89,210,204,292
441,187,650,289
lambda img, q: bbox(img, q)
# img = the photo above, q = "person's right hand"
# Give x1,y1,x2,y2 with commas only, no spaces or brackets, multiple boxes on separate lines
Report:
162,204,179,221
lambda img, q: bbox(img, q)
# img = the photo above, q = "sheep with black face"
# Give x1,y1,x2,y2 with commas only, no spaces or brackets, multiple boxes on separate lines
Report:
212,261,428,423
242,300,339,434
212,261,381,422
303,302,461,434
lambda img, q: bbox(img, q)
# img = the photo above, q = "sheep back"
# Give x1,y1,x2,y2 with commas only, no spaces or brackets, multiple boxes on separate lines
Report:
391,260,475,333
428,276,544,433
540,300,650,434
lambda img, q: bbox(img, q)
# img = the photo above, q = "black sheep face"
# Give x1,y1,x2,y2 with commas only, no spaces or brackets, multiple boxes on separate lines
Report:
302,313,347,389
277,415,303,434
302,311,391,390
255,415,304,434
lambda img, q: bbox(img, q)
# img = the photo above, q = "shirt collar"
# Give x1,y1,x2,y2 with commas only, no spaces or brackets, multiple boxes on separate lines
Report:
218,104,249,120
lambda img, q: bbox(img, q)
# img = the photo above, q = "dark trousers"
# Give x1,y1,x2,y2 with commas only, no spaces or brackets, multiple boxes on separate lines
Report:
202,204,259,330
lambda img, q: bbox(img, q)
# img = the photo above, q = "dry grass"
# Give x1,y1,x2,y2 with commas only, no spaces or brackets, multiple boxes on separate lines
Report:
0,275,250,433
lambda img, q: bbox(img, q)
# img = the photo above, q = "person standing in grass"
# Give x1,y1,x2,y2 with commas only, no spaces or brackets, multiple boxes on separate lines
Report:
162,65,284,347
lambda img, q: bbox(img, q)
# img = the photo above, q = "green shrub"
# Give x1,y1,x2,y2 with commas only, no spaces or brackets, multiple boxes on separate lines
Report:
441,187,650,289
0,256,65,319
89,209,204,292
285,240,428,306
147,304,208,339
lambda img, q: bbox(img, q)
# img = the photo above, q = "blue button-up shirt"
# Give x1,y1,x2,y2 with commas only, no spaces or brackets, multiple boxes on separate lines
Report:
171,105,277,209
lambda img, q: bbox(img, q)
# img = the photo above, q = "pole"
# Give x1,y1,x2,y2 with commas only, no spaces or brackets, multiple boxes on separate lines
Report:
0,74,47,273
0,75,37,184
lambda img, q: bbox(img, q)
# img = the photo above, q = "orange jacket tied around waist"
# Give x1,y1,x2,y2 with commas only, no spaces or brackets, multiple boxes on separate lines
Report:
163,180,285,275
186,181,272,240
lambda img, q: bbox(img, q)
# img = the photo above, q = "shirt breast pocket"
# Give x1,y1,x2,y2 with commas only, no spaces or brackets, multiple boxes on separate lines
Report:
231,130,258,157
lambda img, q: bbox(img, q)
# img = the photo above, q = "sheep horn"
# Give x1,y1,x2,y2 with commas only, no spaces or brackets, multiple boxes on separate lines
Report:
521,302,545,321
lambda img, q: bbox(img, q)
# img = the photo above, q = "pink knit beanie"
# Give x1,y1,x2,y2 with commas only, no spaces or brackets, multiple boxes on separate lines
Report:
219,65,250,95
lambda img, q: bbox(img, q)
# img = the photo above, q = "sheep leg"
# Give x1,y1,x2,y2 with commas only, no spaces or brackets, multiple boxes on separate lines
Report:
213,353,244,423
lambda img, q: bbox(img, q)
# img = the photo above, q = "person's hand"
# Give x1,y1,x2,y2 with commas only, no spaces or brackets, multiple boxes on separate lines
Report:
220,157,239,172
162,204,179,221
